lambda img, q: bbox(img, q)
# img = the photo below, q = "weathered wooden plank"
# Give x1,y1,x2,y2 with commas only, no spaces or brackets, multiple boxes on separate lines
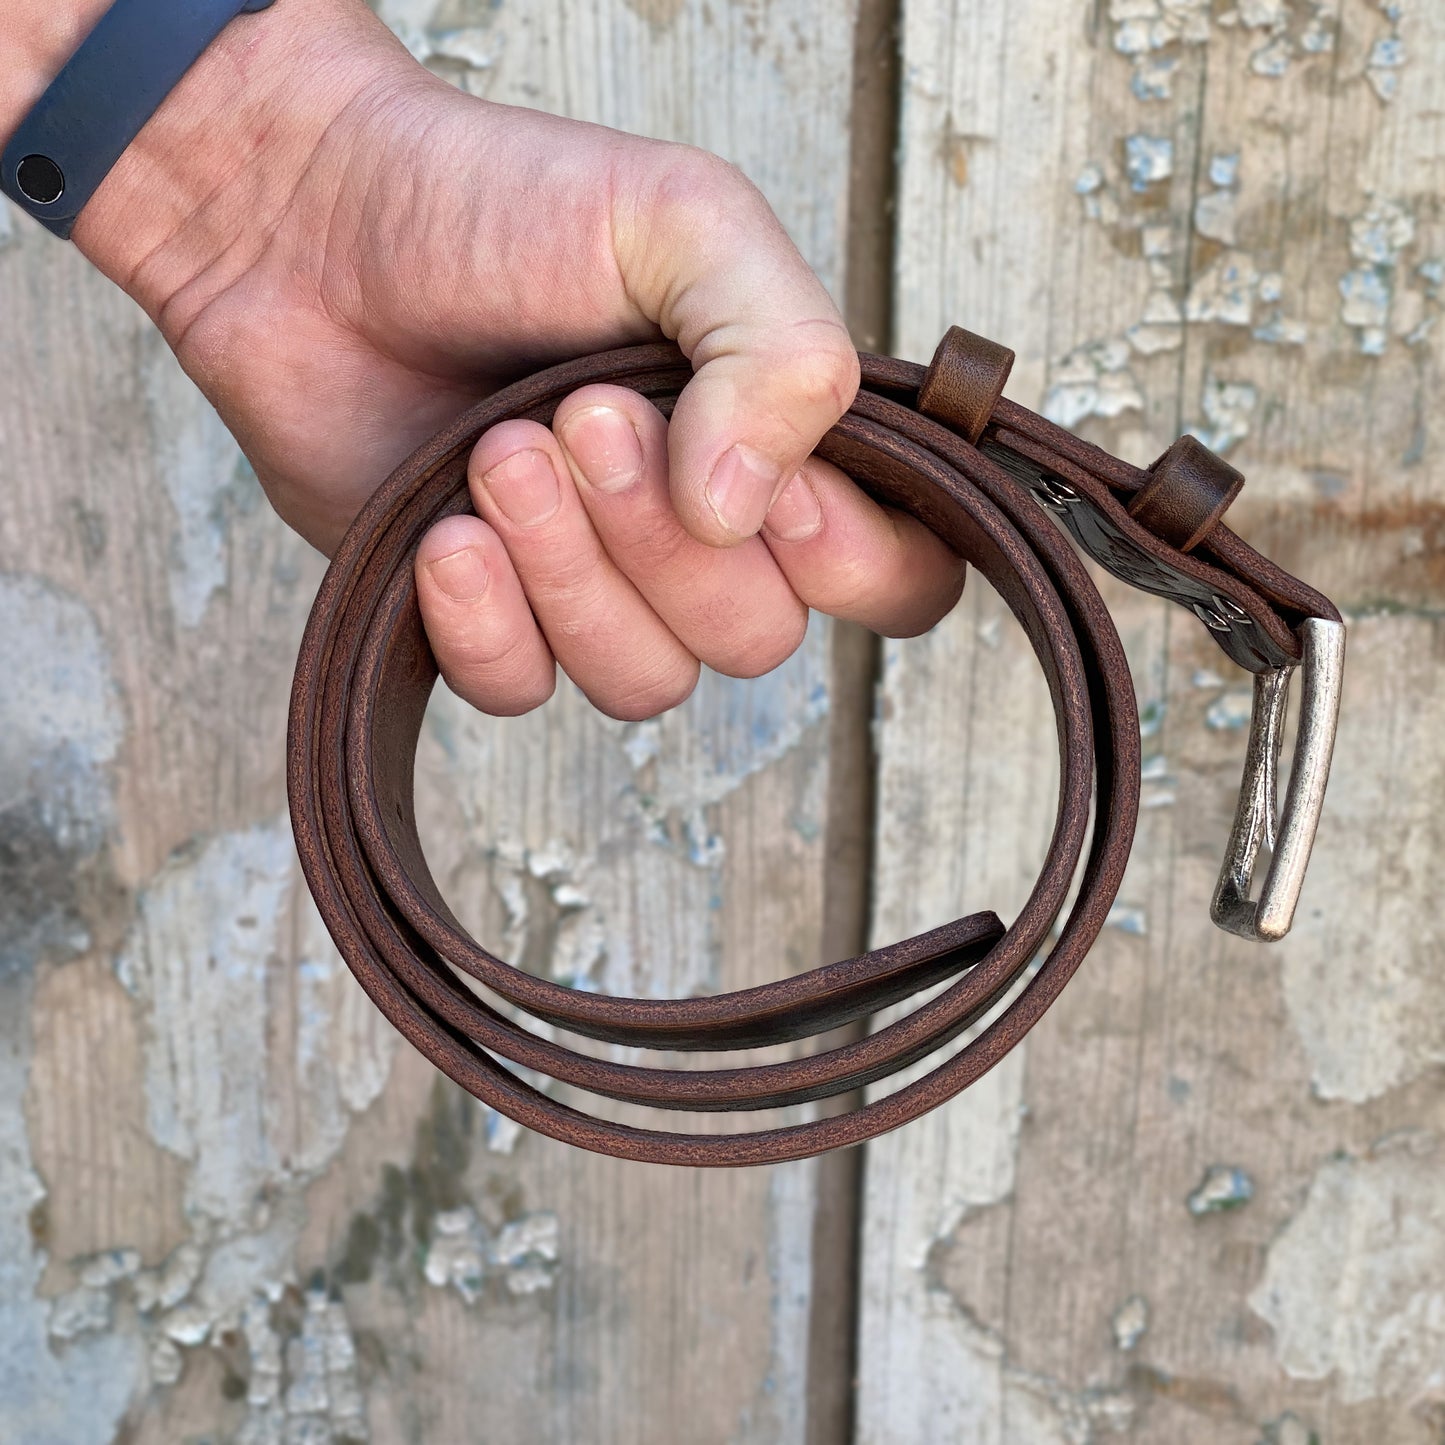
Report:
0,2,863,1441
860,2,1445,1442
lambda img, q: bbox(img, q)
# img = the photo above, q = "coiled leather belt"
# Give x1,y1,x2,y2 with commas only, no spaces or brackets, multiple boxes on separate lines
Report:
288,326,1343,1167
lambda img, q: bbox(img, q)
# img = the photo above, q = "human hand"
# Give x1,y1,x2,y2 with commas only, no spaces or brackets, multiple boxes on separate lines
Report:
59,0,965,719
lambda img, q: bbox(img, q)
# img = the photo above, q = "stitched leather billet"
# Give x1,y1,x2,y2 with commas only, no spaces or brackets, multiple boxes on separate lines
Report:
288,329,1341,1166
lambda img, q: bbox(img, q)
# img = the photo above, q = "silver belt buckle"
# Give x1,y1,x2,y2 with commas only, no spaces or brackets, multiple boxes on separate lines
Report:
1211,616,1346,941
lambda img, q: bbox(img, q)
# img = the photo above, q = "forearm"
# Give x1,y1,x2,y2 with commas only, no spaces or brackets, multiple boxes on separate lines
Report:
0,0,413,321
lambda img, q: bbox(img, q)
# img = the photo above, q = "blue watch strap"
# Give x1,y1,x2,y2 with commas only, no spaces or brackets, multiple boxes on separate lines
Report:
1,0,278,241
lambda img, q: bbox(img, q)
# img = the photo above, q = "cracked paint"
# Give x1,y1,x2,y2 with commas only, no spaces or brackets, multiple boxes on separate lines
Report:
1125,134,1174,191
1043,338,1144,428
73,817,399,1431
141,334,257,629
1186,1164,1254,1215
238,1284,369,1445
1186,251,1261,327
116,819,396,1226
1104,903,1148,936
1191,373,1258,454
1111,1294,1149,1351
860,1260,1134,1444
0,576,137,1445
1340,196,1418,355
1250,1144,1445,1404
1366,6,1407,102
423,1205,560,1302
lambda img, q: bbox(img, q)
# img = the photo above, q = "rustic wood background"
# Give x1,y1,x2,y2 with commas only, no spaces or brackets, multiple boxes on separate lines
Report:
1,1,1440,1442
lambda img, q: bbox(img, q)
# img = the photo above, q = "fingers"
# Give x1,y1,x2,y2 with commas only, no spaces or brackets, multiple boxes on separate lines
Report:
415,514,557,716
461,423,700,722
613,147,860,546
416,389,968,723
552,386,807,678
760,457,969,638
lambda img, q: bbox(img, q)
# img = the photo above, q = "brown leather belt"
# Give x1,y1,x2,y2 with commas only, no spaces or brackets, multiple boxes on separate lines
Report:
288,326,1344,1166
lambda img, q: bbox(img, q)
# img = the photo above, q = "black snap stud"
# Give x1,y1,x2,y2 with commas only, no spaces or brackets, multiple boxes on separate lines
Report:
16,155,65,206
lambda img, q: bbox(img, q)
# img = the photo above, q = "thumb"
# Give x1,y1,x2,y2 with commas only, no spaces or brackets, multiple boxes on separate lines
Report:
615,149,860,546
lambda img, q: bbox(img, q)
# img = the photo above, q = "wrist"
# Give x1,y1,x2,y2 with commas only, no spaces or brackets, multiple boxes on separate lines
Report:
0,2,113,141
7,0,417,329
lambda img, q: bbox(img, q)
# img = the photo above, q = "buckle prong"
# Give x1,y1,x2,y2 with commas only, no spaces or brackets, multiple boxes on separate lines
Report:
1211,617,1345,941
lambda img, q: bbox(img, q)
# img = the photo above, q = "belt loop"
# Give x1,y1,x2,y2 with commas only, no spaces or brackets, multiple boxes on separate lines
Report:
918,324,1015,444
1129,434,1243,552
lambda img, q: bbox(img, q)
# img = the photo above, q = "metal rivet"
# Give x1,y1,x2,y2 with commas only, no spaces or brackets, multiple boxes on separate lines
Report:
16,154,64,206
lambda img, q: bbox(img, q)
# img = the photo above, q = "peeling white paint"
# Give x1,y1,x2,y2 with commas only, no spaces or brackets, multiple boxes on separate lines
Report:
492,1211,561,1295
1125,133,1174,191
1110,0,1211,55
429,27,500,69
1191,374,1258,454
424,1207,490,1303
1260,1412,1320,1445
1044,338,1144,428
1209,152,1240,188
1250,1147,1445,1403
1128,290,1184,355
859,1242,1135,1445
423,1205,559,1303
1105,903,1148,935
48,1287,113,1342
1301,5,1335,52
116,819,395,1228
1340,197,1417,354
133,1240,203,1314
1131,53,1179,100
1186,250,1260,326
1249,31,1293,77
1111,1294,1149,1350
0,575,137,1445
1194,188,1238,245
86,818,396,1432
238,1285,369,1445
141,335,253,630
1186,1164,1254,1214
1366,32,1406,102
77,1249,141,1289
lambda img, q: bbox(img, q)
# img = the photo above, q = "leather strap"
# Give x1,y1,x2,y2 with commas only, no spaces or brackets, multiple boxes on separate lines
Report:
288,327,1341,1166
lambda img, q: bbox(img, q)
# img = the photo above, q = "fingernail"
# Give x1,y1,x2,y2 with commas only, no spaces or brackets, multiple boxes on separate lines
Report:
426,545,490,602
705,444,782,539
763,473,822,542
480,448,560,527
559,406,644,493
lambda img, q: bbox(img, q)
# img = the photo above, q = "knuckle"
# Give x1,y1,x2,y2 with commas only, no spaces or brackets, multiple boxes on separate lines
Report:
445,625,548,690
531,545,606,604
649,146,767,237
780,332,860,419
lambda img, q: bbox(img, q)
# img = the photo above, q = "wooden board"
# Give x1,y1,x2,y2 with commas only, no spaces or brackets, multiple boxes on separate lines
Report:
0,3,861,1442
859,2,1445,1442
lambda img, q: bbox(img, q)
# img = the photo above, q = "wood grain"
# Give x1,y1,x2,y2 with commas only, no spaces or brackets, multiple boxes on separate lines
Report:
0,2,862,1442
859,2,1445,1442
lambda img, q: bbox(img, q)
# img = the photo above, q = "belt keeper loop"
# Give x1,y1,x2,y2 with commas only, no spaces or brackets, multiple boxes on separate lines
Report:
1130,434,1244,552
918,324,1015,444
